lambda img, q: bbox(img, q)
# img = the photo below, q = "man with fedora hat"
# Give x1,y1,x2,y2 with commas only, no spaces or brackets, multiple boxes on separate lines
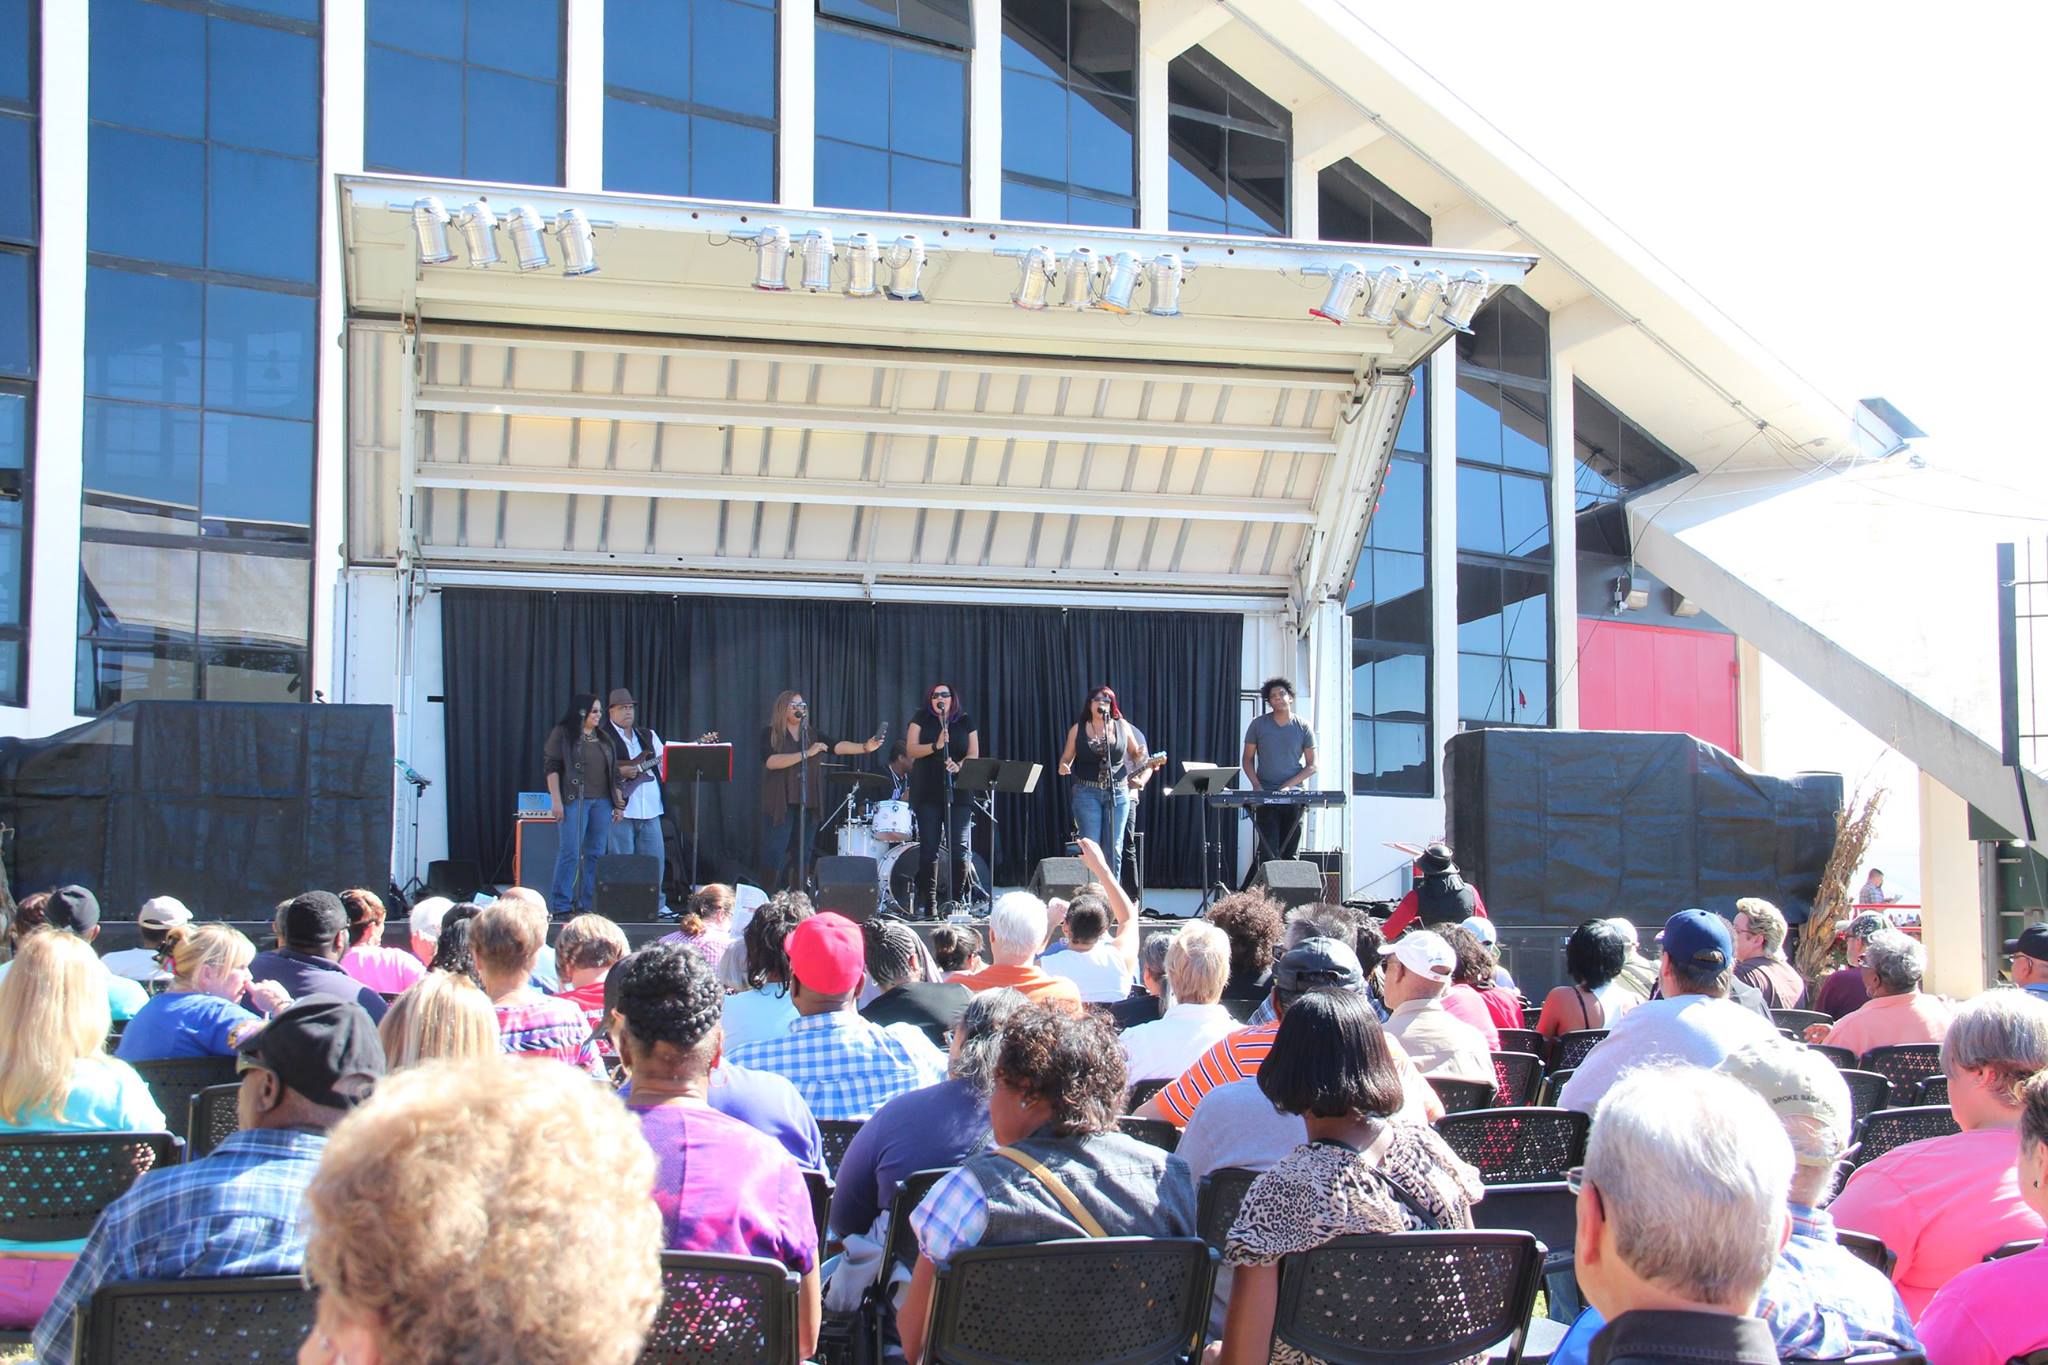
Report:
33,997,388,1361
1380,842,1488,939
602,688,668,904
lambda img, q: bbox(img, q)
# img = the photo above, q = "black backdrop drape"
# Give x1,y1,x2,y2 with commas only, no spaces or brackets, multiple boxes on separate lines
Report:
439,587,1242,893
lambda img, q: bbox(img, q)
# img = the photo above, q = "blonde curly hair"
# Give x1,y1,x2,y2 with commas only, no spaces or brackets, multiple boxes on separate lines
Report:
302,1056,662,1365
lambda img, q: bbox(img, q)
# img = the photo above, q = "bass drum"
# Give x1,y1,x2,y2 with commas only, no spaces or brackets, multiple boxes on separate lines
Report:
878,844,991,912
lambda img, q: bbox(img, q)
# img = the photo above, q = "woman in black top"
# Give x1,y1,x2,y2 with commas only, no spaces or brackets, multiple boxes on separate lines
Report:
543,693,622,918
760,689,880,892
1057,684,1147,887
905,681,979,914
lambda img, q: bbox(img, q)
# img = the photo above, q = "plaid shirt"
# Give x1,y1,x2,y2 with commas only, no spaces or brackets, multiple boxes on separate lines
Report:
909,1165,991,1269
726,1011,947,1121
1759,1204,1920,1360
33,1128,328,1365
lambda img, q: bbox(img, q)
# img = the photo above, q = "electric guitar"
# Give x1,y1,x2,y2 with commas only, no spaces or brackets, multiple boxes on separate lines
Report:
617,731,719,798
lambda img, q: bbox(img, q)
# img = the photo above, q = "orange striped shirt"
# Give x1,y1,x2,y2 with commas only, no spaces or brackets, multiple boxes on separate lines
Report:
1157,1021,1279,1125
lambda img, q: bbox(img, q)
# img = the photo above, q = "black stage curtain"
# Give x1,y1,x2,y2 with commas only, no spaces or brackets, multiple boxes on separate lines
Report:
440,588,1242,892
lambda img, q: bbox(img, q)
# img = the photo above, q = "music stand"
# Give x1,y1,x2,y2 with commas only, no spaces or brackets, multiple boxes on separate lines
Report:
956,758,1041,913
1168,766,1241,911
662,742,732,894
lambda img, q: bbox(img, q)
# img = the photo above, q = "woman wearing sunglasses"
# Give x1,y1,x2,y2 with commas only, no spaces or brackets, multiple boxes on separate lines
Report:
905,683,979,915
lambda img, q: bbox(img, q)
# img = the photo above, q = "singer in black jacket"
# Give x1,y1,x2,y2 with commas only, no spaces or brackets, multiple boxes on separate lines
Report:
760,689,880,892
905,682,979,914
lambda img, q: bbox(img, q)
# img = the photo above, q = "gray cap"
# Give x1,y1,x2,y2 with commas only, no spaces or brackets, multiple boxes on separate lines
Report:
1274,936,1364,992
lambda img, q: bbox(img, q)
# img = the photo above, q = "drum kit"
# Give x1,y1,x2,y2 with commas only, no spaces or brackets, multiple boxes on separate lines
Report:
827,770,990,913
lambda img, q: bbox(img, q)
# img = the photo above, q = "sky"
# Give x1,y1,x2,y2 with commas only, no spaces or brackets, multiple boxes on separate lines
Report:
1344,0,2048,893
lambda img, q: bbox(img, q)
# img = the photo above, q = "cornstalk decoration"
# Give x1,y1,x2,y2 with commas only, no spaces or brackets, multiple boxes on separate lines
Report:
1794,787,1887,999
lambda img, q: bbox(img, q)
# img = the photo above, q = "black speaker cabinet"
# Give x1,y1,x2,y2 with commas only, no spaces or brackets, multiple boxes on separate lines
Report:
814,855,881,921
1252,859,1324,911
1029,856,1090,903
593,853,661,919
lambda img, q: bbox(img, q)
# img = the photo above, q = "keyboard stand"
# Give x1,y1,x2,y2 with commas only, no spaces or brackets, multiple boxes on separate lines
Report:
1167,767,1241,912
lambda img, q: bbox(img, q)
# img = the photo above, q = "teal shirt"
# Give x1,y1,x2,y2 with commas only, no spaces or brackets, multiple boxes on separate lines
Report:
0,1056,168,1253
0,957,146,1020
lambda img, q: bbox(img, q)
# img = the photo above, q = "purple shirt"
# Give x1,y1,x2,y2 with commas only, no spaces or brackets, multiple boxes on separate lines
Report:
708,1060,825,1171
633,1102,818,1274
828,1077,991,1240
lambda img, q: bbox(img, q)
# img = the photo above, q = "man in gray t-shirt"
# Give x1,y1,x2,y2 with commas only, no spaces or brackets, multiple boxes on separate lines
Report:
1240,678,1317,875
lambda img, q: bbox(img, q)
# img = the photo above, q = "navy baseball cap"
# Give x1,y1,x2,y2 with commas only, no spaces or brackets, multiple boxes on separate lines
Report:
1275,936,1365,992
1657,908,1733,969
2004,923,2048,961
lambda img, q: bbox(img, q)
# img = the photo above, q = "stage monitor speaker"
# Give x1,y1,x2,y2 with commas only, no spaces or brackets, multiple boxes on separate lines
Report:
1030,856,1090,903
594,853,661,919
426,859,484,903
1252,859,1324,911
1297,849,1345,905
815,856,880,921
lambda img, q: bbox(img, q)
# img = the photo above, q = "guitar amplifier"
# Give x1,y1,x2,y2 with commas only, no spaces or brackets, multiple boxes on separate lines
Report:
514,817,559,888
516,791,553,818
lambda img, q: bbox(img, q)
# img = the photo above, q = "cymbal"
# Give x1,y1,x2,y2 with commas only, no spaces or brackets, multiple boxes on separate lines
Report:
825,768,894,793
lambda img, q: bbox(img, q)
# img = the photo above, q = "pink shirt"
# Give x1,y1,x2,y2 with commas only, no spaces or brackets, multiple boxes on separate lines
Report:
1829,1126,2046,1318
1442,984,1503,1051
340,943,427,996
1917,1242,2048,1365
1820,989,1955,1058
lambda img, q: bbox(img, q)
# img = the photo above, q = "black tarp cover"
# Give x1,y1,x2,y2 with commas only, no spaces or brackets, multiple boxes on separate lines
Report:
0,702,393,919
1445,728,1841,927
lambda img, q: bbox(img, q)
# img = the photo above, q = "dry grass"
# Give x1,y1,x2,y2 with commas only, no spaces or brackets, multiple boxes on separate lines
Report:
1794,785,1887,999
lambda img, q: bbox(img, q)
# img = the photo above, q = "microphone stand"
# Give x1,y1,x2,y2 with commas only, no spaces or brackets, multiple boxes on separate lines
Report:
796,712,811,895
939,711,956,917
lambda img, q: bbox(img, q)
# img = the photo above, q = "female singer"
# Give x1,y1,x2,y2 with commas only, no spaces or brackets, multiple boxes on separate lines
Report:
1058,685,1147,881
760,689,880,892
905,682,979,914
544,693,623,918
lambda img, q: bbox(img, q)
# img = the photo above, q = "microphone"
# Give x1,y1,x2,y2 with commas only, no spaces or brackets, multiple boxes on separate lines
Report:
395,759,432,790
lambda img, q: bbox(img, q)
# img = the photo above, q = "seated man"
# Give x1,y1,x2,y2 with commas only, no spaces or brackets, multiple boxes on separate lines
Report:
1731,898,1806,1011
248,891,389,1024
33,998,386,1363
99,896,188,984
1377,930,1495,1086
1118,921,1239,1083
1805,930,1954,1057
728,912,949,1121
0,887,148,1021
953,891,1083,1011
860,920,970,1037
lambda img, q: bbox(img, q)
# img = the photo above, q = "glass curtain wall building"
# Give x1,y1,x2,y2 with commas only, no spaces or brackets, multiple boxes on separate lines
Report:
1000,0,1137,226
604,0,777,201
0,0,35,706
366,0,564,186
814,0,969,215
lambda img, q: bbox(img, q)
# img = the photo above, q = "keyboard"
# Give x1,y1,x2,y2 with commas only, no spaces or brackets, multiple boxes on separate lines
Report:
1205,790,1347,808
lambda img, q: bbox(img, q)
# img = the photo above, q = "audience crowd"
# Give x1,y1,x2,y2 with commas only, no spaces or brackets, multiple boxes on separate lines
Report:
0,856,2043,1365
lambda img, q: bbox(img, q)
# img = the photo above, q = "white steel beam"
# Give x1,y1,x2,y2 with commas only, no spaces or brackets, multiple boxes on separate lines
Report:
1141,0,1229,59
1294,369,1410,618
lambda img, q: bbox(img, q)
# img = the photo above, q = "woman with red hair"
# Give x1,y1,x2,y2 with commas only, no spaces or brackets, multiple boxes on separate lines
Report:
1058,684,1148,882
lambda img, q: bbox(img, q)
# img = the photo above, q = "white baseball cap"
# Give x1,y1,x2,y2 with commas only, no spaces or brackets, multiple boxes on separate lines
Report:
137,896,192,930
1460,915,1497,947
1381,930,1456,981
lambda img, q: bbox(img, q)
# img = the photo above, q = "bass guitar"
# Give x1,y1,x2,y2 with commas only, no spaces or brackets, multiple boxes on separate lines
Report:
617,731,719,799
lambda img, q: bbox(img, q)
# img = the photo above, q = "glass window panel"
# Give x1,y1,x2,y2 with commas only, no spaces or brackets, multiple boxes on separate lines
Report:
606,1,690,101
1001,177,1067,225
1227,128,1287,233
0,114,32,244
1367,648,1426,719
1507,658,1550,726
1371,720,1431,793
0,530,18,622
1456,561,1502,653
368,0,463,59
201,411,312,534
1501,388,1547,473
199,551,309,647
603,96,689,196
77,638,199,710
0,250,28,378
203,285,316,419
88,127,204,266
1167,210,1224,235
468,0,562,81
1455,466,1501,555
692,116,774,202
1067,90,1133,196
1068,0,1135,95
208,20,319,158
889,153,964,215
1002,69,1066,182
1371,458,1423,553
1501,567,1548,659
83,399,201,523
230,0,321,19
823,0,970,46
1065,192,1134,228
1457,299,1501,373
90,0,205,137
365,48,464,175
1393,375,1425,454
1455,376,1503,467
465,67,562,185
1499,296,1548,381
0,389,21,469
1372,548,1423,618
207,147,319,281
1351,714,1373,782
816,28,889,140
1001,0,1063,78
889,44,965,163
1372,581,1428,648
0,0,28,104
85,268,203,407
203,646,305,702
0,639,17,708
693,0,776,119
1458,652,1506,724
821,0,897,28
1499,471,1550,559
814,136,889,212
1166,117,1225,221
79,538,197,637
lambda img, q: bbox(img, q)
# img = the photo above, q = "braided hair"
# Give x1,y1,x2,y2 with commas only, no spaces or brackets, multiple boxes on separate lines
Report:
612,943,725,1061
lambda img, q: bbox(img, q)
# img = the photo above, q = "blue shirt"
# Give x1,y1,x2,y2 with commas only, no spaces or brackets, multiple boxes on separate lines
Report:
115,991,263,1061
708,1061,825,1171
247,948,387,1023
726,1011,948,1122
828,1077,991,1240
0,1058,168,1255
31,1127,329,1365
2021,980,2048,1004
0,955,147,1021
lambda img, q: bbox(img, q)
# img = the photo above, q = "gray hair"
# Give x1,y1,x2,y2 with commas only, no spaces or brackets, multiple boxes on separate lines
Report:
1941,987,2048,1106
1283,903,1356,951
408,896,453,945
951,987,1029,1093
1862,930,1924,995
1586,1066,1792,1309
714,936,750,993
989,891,1050,964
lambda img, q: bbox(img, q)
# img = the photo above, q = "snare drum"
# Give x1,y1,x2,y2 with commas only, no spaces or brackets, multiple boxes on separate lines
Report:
836,820,885,861
872,799,916,843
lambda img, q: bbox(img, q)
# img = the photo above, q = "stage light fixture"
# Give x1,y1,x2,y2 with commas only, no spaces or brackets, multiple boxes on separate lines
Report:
800,229,835,292
1396,269,1447,329
410,197,454,266
1094,251,1141,314
553,208,598,276
1145,253,1183,317
1059,248,1097,309
1361,265,1407,324
506,205,550,271
844,232,880,297
883,233,925,300
1310,263,1365,324
1012,245,1056,310
752,225,791,291
1440,269,1491,333
454,200,500,268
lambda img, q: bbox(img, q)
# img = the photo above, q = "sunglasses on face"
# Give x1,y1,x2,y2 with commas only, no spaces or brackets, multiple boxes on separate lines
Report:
932,691,951,699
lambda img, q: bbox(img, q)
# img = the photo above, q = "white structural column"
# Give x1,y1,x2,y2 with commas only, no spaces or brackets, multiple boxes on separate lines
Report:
563,0,605,191
20,1,88,735
779,0,816,207
1547,348,1579,729
1919,771,1987,997
969,0,1001,219
1136,49,1168,232
1287,95,1385,239
1426,342,1459,788
314,0,367,704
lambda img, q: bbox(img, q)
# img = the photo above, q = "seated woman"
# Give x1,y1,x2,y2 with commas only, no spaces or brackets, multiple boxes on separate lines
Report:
338,887,426,996
659,883,737,969
1534,919,1637,1039
0,931,167,1330
1917,1068,2048,1364
721,892,810,1048
610,942,820,1358
899,1005,1197,1364
928,922,987,983
472,899,604,1078
1209,988,1483,1365
115,923,290,1061
553,913,629,1057
1830,987,2048,1318
297,1055,663,1365
378,970,499,1070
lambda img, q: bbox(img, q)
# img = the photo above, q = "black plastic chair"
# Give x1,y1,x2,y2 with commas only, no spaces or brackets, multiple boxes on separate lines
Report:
1852,1105,1959,1167
1837,1230,1898,1278
1118,1116,1181,1153
1273,1229,1545,1365
1496,1028,1546,1062
1436,1108,1591,1185
131,1055,239,1138
1196,1166,1260,1251
0,1131,179,1243
1809,1043,1859,1070
1427,1076,1498,1115
923,1236,1216,1365
76,1275,312,1364
1916,1075,1949,1107
1547,1030,1608,1073
638,1251,801,1365
1540,1069,1576,1108
804,1168,832,1248
1836,1069,1893,1126
1521,1005,1542,1030
1785,1355,1925,1365
1125,1077,1170,1113
1491,1051,1544,1107
1860,1044,1943,1094
1773,1008,1832,1034
1469,1181,1575,1261
187,1082,242,1159
1985,1238,2042,1261
818,1119,864,1178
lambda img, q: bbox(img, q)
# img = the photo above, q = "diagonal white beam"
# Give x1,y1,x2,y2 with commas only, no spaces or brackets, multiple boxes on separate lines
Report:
1292,93,1385,172
1142,0,1230,59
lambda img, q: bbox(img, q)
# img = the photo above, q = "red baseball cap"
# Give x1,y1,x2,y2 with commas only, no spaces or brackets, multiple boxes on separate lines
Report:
786,912,866,995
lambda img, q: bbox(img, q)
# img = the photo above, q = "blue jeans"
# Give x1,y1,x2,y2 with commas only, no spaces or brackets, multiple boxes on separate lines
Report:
761,806,815,892
551,798,613,915
608,814,666,899
1071,782,1132,880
